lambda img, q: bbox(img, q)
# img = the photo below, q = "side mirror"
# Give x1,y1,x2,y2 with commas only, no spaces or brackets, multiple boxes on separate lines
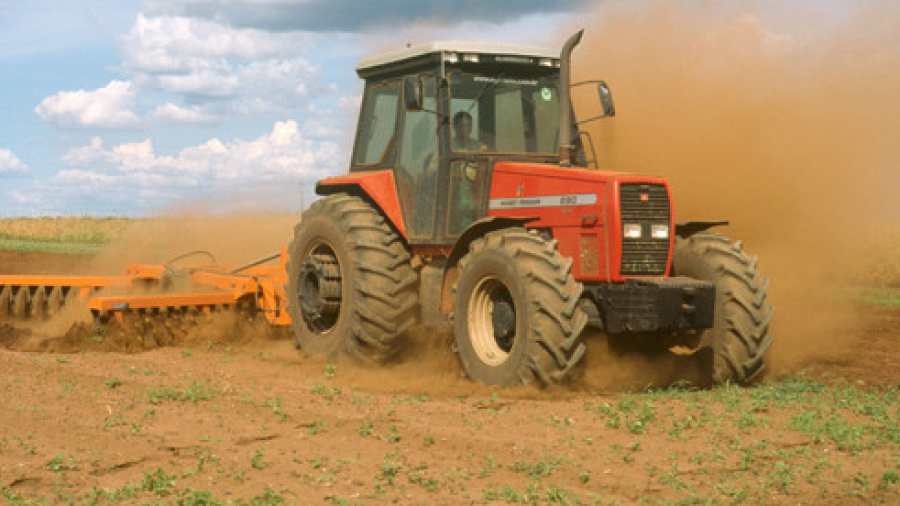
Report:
403,76,424,111
571,79,615,124
597,80,615,117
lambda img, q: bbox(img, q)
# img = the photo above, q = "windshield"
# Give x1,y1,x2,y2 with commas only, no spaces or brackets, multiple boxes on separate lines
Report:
448,71,560,155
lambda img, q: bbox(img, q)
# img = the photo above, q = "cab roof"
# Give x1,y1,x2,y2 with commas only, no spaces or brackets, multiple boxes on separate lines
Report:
356,40,559,78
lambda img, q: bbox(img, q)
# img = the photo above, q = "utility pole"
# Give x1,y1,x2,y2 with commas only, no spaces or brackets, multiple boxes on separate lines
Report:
299,181,305,211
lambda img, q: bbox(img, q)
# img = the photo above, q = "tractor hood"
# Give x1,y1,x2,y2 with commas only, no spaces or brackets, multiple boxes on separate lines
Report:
488,161,675,281
488,162,672,228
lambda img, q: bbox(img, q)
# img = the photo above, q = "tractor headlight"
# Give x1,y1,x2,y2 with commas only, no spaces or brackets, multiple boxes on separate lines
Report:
651,224,670,240
623,223,642,239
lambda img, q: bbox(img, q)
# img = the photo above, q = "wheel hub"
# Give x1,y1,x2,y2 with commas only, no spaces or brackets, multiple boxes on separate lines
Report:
468,276,517,366
491,299,516,351
298,253,342,332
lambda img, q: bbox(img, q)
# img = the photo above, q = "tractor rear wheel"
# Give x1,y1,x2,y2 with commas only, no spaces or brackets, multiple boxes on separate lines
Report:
286,193,418,363
673,232,774,385
452,229,587,386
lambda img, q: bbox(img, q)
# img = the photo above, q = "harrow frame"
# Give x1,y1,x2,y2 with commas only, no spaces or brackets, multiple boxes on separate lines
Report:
0,249,291,326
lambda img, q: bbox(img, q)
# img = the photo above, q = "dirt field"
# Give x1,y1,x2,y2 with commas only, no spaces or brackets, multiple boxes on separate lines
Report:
2,250,900,504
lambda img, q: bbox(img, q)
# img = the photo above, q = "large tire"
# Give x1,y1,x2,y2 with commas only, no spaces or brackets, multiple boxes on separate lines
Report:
452,229,587,387
673,232,774,385
286,193,418,363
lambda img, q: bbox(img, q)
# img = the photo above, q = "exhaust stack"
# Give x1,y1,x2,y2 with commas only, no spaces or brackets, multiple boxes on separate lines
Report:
558,29,583,167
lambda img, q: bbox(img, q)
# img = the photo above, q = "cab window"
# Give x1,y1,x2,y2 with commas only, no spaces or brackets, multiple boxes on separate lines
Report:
354,81,400,165
447,72,560,154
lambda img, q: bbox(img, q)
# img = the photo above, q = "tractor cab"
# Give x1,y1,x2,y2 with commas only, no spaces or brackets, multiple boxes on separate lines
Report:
351,41,589,244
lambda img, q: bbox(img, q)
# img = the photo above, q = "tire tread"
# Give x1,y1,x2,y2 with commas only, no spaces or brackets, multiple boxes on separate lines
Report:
286,193,418,363
675,232,774,384
454,228,586,387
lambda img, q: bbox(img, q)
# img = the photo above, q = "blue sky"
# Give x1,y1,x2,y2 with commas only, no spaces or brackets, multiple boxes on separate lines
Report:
0,0,591,216
0,0,880,218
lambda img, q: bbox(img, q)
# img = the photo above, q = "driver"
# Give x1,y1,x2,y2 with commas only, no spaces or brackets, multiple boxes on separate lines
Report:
452,111,487,152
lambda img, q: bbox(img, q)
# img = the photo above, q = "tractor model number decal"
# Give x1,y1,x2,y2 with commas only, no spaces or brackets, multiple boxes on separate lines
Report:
488,193,598,209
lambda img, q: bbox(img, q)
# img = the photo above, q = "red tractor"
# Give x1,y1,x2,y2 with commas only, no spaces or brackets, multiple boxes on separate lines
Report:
286,30,773,387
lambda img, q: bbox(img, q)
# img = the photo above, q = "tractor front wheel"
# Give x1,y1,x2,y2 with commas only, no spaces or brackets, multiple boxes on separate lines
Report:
452,229,587,386
286,193,418,363
673,232,774,385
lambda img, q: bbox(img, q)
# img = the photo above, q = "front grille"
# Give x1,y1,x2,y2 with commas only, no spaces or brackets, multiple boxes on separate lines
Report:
620,183,671,276
620,240,670,275
620,184,670,221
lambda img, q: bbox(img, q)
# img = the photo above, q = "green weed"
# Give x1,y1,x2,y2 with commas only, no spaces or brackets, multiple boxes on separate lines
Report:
141,468,177,497
147,381,218,404
46,453,77,473
358,422,374,438
513,455,566,479
251,447,269,469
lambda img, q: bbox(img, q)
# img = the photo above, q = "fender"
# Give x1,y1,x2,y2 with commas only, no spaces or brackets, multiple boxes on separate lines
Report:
421,216,535,317
675,221,729,238
446,216,536,268
316,170,407,238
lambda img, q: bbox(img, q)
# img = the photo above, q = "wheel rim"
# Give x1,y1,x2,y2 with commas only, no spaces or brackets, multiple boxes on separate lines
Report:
297,241,342,333
468,275,516,366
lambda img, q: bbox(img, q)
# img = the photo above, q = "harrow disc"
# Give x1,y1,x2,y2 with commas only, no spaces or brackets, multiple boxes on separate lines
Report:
0,285,10,317
0,283,81,322
88,302,264,352
48,286,64,314
11,287,28,318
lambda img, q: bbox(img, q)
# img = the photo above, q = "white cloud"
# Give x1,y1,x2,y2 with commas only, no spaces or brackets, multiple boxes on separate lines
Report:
123,14,297,70
164,119,341,180
151,103,219,123
60,137,111,167
33,13,324,130
121,14,320,117
35,80,141,129
0,148,30,177
8,120,342,215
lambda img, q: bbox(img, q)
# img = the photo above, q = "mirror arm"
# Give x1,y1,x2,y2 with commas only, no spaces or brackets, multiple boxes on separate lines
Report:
574,114,607,126
577,131,599,170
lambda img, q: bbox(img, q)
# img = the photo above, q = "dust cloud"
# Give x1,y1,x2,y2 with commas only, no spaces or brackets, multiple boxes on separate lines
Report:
572,0,900,374
89,212,298,274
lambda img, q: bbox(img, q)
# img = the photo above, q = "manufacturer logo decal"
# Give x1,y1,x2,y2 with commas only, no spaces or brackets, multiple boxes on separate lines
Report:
488,193,598,209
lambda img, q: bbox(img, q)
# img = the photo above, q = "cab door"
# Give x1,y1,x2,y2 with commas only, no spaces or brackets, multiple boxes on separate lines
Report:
395,76,440,241
443,86,491,239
